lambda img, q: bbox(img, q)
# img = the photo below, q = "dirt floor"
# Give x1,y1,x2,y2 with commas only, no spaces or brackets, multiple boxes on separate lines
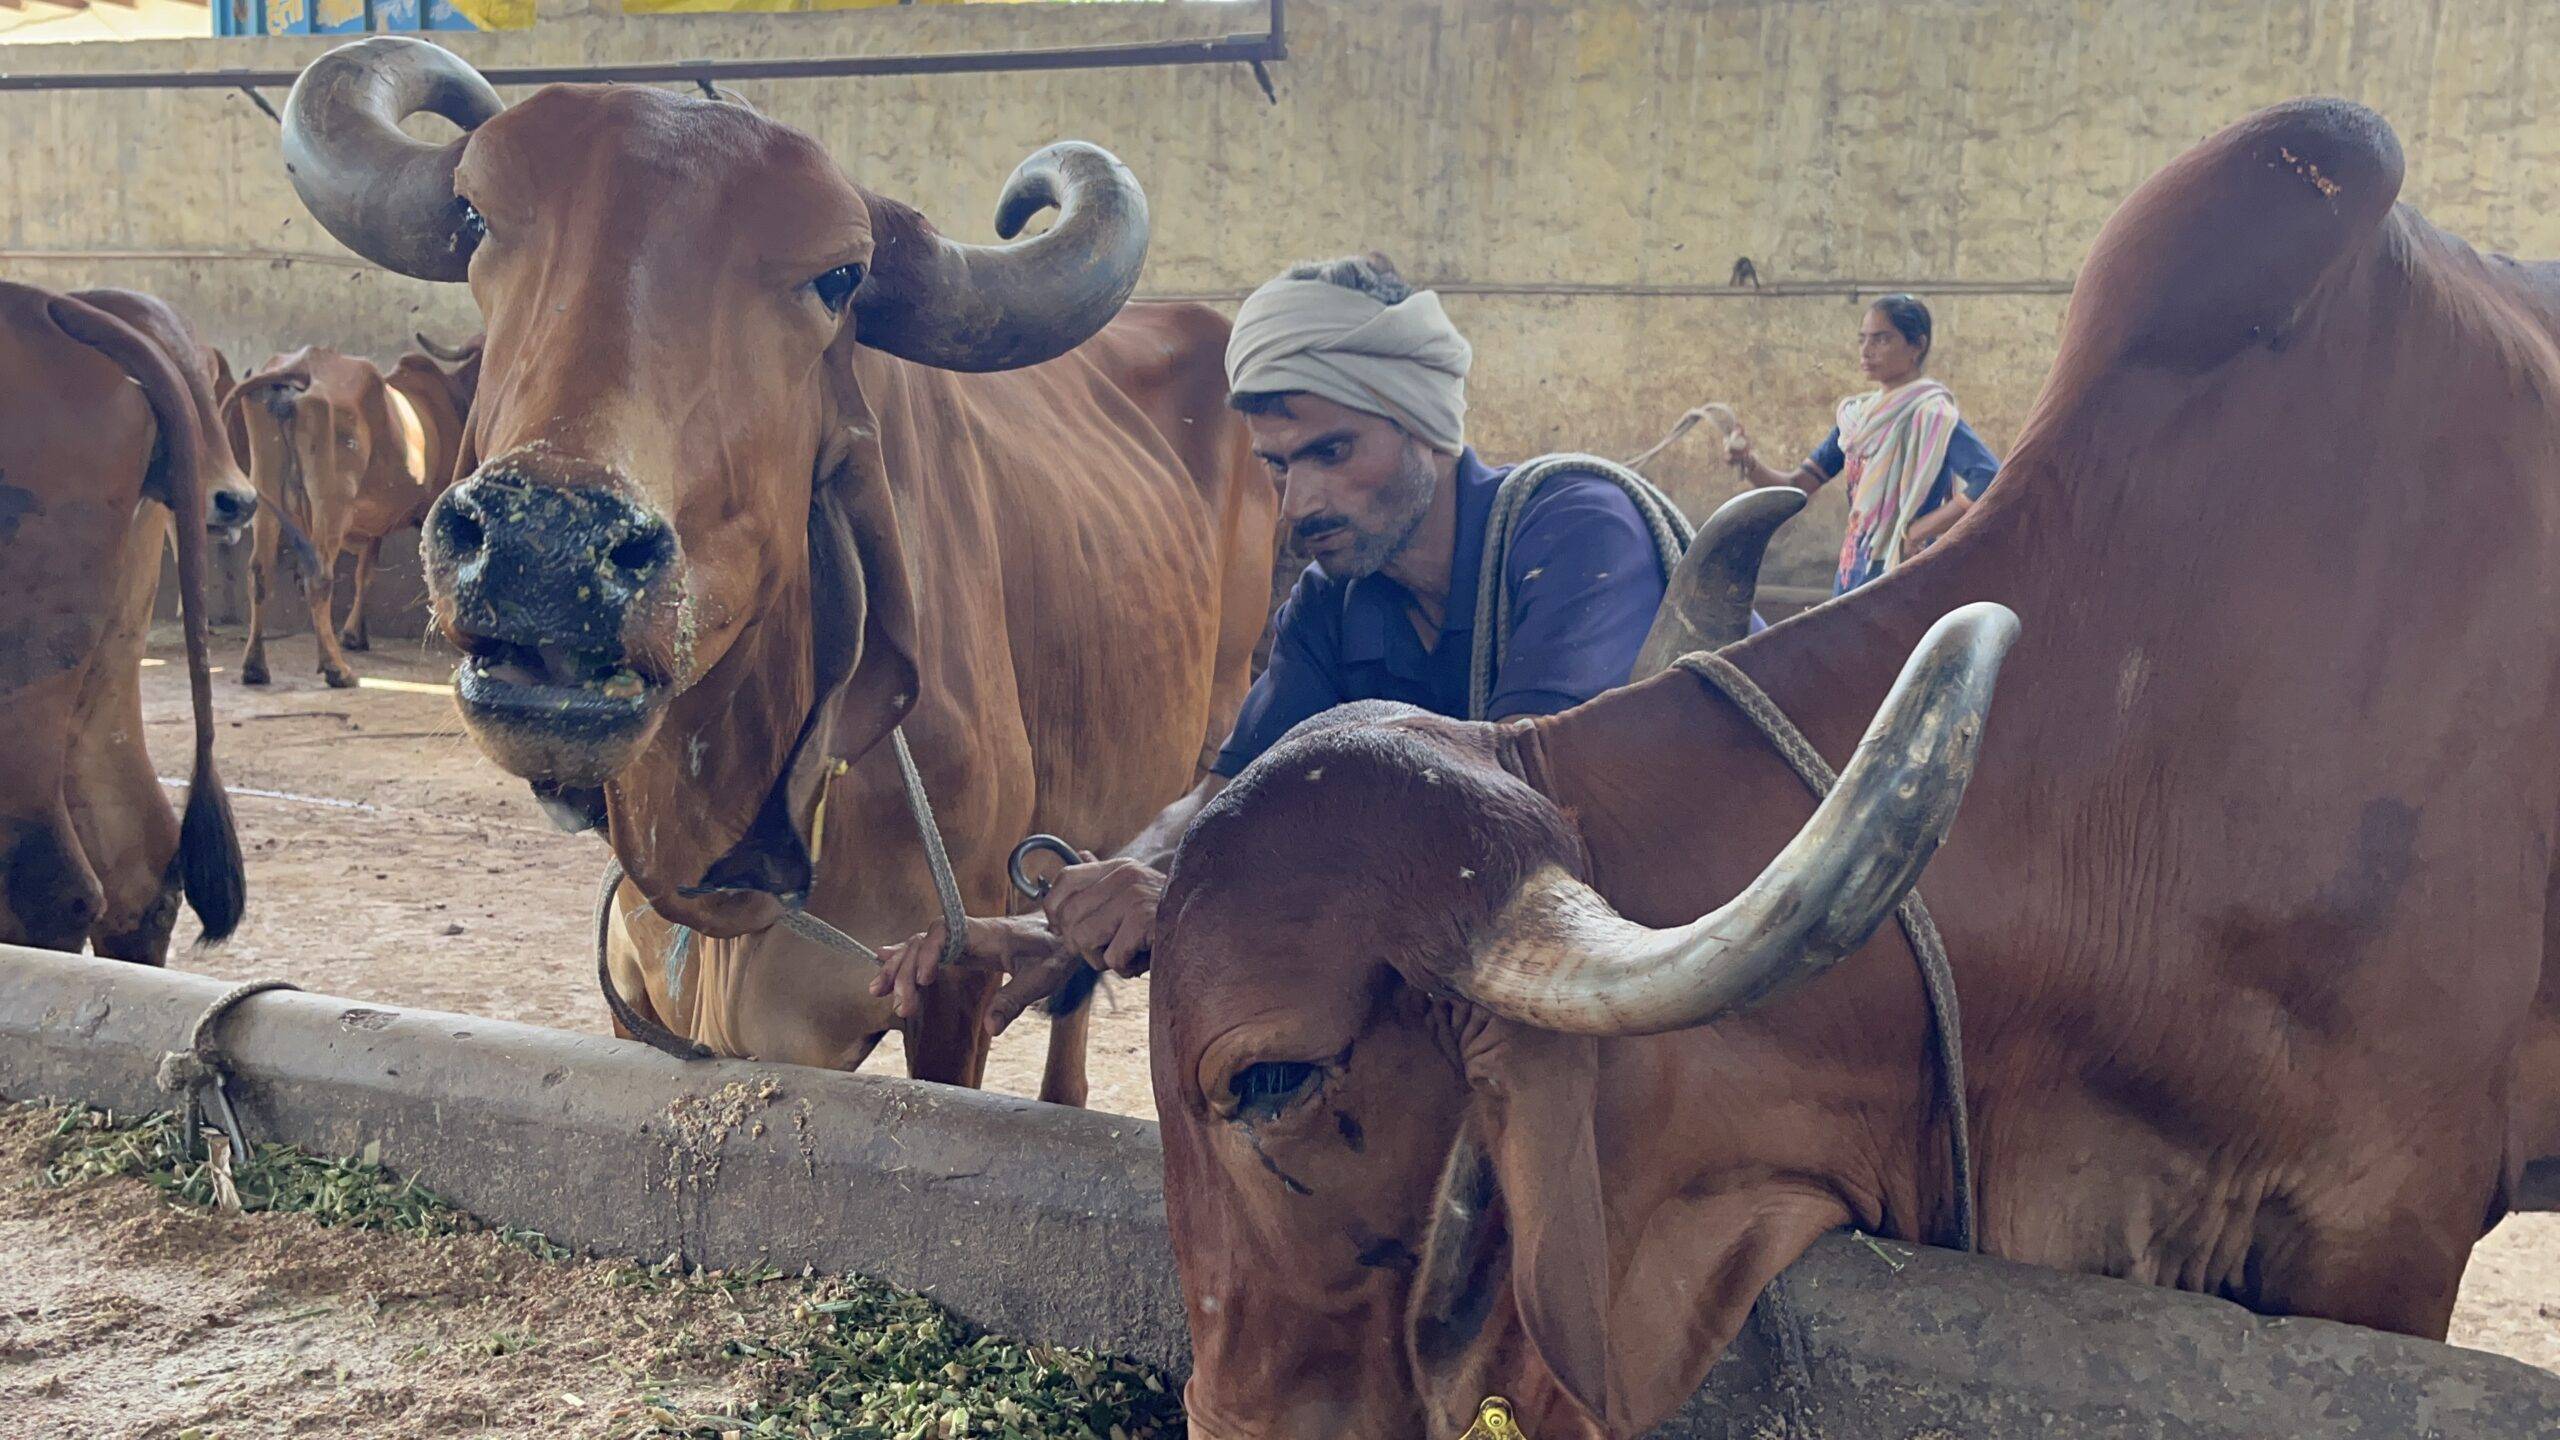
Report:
0,1107,801,1439
24,625,2553,1399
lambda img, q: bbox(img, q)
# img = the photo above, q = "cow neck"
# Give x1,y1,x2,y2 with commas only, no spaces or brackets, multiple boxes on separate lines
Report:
1512,572,1998,1255
385,366,466,489
601,598,813,936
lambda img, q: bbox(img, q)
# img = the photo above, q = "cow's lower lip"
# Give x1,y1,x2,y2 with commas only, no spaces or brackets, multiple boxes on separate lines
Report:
454,653,662,732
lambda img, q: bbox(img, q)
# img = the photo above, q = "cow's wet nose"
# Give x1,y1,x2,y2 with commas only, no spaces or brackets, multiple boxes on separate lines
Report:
208,486,258,529
427,471,675,647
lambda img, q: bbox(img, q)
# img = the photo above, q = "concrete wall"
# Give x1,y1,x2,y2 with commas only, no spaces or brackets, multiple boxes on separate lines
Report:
15,0,2560,598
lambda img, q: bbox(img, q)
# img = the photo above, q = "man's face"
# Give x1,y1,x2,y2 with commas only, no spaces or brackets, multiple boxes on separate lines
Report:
1244,393,1439,579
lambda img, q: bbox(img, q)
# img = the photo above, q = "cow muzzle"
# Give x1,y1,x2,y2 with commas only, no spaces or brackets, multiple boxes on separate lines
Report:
206,482,258,546
424,461,684,785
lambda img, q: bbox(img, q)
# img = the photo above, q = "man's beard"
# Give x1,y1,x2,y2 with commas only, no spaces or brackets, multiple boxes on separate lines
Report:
1314,440,1437,579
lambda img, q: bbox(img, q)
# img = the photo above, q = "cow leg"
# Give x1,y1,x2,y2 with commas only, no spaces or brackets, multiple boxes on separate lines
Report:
339,535,380,652
240,509,276,686
71,507,185,964
303,549,357,688
69,752,182,964
1038,996,1093,1108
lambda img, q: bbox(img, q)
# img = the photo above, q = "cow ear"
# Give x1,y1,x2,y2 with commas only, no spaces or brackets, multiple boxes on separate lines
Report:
692,394,919,899
1409,1025,1626,1435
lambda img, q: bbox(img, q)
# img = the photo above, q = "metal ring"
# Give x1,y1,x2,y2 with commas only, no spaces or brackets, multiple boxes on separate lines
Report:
1008,833,1081,901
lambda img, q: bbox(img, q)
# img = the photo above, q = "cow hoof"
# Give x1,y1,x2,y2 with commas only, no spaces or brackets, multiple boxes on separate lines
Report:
240,663,270,686
323,667,357,690
340,631,370,653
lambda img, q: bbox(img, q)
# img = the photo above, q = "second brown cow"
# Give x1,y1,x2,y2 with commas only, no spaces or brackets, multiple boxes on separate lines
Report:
227,333,482,686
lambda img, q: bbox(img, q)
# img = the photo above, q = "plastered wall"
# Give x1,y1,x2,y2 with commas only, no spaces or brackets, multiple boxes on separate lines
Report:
11,0,2555,605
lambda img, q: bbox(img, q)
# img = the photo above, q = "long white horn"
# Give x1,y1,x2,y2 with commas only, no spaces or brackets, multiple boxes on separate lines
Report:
1457,602,2019,1035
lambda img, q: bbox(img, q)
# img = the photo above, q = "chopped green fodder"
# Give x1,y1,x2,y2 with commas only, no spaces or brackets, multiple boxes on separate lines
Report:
29,1103,1187,1438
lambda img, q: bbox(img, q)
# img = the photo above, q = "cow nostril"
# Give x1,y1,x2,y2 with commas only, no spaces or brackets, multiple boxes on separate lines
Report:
609,525,673,578
437,500,486,559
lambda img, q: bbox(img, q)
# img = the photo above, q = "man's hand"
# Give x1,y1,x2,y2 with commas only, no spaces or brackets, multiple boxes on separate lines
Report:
1041,855,1168,978
871,913,1064,1023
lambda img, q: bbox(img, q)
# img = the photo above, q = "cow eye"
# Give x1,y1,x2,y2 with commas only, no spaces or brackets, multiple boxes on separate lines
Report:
1230,1061,1320,1122
456,199,489,247
811,263,865,315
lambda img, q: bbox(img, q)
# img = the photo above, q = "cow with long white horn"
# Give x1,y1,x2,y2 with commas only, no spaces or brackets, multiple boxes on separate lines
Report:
1150,97,2560,1437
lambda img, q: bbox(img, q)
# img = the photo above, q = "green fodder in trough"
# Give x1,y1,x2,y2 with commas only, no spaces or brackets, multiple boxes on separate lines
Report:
32,1103,1187,1438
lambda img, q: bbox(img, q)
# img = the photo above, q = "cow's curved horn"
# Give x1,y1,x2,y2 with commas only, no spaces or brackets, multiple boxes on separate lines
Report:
857,142,1149,373
411,331,479,363
1454,602,2019,1036
281,37,503,282
1630,485,1808,679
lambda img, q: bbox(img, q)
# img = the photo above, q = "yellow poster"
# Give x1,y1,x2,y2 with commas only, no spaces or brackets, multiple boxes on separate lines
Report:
626,0,1029,14
443,0,534,28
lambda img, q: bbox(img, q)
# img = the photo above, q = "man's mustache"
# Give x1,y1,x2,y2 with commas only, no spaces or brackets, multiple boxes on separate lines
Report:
1292,515,1351,548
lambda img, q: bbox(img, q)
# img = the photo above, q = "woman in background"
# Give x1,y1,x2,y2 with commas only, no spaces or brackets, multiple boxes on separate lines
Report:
1723,293,2000,595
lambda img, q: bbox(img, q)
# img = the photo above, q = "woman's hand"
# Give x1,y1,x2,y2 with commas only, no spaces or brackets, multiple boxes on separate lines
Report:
1723,422,1757,472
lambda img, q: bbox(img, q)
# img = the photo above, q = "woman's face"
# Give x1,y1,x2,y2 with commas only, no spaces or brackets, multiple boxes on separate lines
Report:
1858,308,1926,385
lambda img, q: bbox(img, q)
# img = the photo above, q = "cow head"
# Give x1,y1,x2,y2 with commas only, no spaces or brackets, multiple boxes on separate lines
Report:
280,38,1147,932
396,330,485,413
1152,606,2016,1438
70,291,259,546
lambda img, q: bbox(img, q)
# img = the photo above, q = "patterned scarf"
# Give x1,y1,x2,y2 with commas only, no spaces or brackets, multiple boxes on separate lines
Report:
1834,378,1960,589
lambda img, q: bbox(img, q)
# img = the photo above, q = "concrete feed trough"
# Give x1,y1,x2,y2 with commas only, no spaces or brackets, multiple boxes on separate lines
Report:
2,944,2554,1438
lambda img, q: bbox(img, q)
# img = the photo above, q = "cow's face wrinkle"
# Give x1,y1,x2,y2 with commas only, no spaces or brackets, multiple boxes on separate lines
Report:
0,478,35,544
1409,1122,1507,1366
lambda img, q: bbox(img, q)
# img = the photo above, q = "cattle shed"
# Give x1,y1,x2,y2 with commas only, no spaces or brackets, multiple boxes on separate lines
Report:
12,0,2560,1432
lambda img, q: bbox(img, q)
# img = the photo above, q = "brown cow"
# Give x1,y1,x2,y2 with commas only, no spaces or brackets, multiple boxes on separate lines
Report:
0,283,248,961
1146,98,2560,1437
228,332,482,687
276,38,1275,1103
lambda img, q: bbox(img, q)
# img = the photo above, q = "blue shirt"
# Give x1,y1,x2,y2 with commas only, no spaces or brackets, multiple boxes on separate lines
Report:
1809,418,2002,594
1213,449,1671,776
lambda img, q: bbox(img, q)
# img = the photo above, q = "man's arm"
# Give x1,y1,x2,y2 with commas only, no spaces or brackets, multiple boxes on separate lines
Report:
874,568,1345,1029
871,772,1230,1031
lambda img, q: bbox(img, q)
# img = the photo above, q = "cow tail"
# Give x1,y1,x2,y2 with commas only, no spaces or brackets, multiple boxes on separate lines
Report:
46,296,247,946
226,381,325,586
1044,962,1103,1018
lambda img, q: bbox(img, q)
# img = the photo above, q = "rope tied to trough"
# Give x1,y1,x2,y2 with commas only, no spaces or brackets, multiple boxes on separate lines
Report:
594,723,966,1062
157,977,302,1170
1673,648,1978,1253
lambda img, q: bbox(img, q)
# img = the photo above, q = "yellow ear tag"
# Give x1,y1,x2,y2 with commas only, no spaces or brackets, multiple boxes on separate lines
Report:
807,757,852,867
1460,1397,1527,1440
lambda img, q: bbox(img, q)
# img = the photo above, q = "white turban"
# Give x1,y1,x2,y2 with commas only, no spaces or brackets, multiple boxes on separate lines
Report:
1224,278,1473,454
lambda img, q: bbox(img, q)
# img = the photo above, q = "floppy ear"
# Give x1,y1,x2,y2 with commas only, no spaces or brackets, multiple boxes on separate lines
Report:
1409,1024,1627,1436
692,387,920,901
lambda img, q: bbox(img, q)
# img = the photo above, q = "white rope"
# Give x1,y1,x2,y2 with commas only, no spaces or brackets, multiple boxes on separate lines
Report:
593,723,965,1060
1673,648,1978,1253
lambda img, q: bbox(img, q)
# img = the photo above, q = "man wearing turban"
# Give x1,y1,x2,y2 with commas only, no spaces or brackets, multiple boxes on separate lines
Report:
875,253,1674,1027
